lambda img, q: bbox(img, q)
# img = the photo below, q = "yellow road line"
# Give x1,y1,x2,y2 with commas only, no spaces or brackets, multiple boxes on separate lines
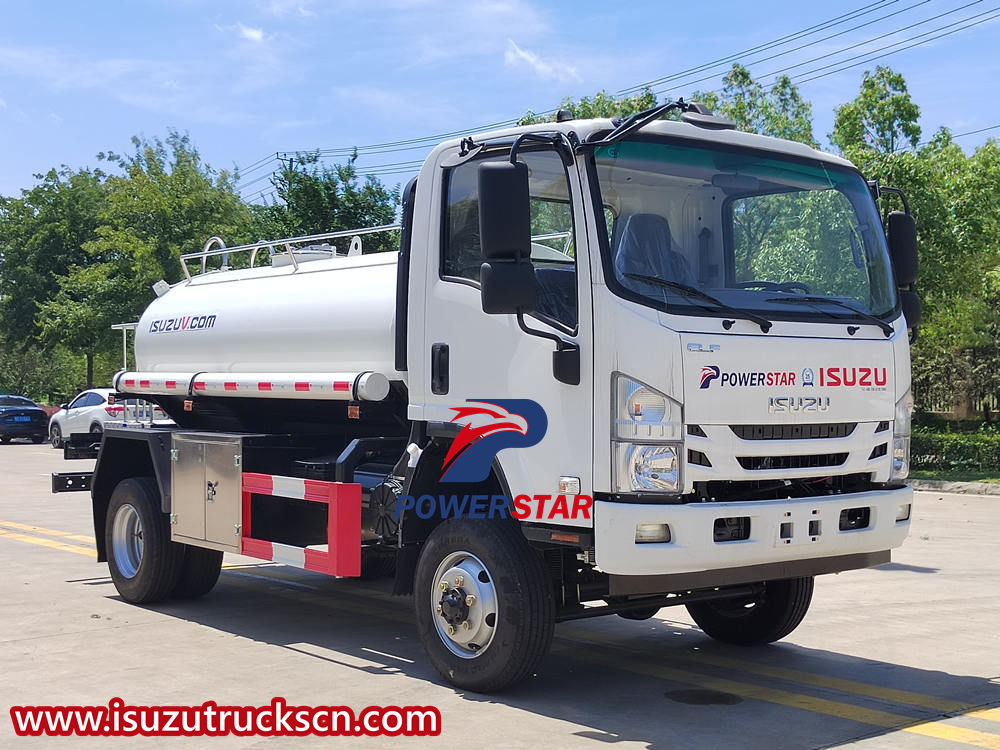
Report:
0,520,94,545
970,708,1000,723
0,528,95,557
566,645,1000,749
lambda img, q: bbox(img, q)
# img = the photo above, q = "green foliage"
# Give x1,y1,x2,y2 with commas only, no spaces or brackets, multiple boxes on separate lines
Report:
830,66,921,154
0,334,88,403
693,65,816,145
519,88,658,125
911,430,1000,472
249,151,400,252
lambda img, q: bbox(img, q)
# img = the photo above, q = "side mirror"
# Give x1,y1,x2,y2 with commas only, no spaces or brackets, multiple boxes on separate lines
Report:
478,161,531,263
887,211,918,285
900,288,921,330
60,403,68,410
478,160,535,315
481,261,536,314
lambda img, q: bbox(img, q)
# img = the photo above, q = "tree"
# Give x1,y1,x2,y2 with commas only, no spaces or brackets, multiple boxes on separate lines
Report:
0,167,106,344
694,65,816,146
830,66,921,154
250,151,400,253
519,88,658,125
37,132,249,385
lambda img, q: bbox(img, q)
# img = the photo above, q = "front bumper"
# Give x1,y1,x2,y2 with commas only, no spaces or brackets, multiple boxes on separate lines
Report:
593,486,912,576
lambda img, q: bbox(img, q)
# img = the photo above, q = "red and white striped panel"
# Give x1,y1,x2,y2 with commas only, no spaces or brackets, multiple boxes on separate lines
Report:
240,472,361,577
115,372,191,395
117,371,389,401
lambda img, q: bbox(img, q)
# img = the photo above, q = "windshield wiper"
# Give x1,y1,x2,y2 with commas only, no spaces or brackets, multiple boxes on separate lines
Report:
765,296,893,337
625,273,773,333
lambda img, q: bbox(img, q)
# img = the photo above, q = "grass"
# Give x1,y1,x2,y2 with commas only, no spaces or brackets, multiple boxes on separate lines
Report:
910,469,1000,484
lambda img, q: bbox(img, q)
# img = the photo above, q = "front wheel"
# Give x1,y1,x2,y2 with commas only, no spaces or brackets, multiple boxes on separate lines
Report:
686,577,814,645
414,519,554,692
50,424,62,448
106,477,183,603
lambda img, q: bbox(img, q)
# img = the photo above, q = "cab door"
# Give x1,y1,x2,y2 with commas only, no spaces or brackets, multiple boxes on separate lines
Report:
419,146,594,527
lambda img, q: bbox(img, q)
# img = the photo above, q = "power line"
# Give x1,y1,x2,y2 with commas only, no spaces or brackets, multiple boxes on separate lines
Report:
620,0,902,94
790,6,1000,84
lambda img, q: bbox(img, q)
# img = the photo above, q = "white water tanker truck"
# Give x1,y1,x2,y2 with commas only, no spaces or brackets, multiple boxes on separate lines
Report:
56,101,921,691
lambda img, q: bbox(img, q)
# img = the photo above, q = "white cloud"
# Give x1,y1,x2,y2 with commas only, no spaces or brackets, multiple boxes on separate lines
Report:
260,0,316,17
238,23,266,43
504,39,579,83
0,97,7,110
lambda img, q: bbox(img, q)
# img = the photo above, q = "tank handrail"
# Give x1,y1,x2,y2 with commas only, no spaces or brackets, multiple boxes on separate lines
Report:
179,223,402,279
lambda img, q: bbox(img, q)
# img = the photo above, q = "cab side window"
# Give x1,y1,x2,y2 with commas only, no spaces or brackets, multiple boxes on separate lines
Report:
442,150,578,329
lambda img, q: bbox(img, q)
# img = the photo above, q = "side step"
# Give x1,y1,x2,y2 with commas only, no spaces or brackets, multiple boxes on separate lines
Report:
240,472,361,577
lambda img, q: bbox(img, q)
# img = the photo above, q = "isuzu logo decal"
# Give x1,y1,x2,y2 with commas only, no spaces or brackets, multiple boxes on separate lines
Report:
768,396,831,413
149,314,217,334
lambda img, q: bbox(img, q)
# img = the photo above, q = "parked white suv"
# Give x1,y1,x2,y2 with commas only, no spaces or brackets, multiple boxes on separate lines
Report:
48,389,170,448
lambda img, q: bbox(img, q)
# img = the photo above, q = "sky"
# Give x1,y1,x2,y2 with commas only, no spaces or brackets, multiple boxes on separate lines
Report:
1,0,999,203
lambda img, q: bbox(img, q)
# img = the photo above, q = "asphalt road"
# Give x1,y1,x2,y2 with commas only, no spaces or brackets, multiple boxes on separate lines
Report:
1,440,999,749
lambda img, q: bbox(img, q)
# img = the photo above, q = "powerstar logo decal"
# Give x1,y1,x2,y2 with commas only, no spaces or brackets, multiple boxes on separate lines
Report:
697,365,887,390
440,399,547,483
149,314,217,334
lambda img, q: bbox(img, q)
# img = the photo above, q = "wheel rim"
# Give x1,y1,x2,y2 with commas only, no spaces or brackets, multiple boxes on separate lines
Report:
91,424,103,434
50,425,60,447
111,503,144,579
430,551,498,659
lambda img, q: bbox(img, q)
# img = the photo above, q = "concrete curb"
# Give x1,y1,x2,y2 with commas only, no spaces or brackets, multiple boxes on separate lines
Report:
910,479,1000,496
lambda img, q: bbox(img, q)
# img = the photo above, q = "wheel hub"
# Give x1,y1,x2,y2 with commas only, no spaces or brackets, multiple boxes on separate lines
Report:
431,551,498,659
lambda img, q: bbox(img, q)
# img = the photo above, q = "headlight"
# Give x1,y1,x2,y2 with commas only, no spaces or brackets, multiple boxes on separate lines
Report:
614,443,680,492
890,388,913,480
613,375,683,493
614,375,682,442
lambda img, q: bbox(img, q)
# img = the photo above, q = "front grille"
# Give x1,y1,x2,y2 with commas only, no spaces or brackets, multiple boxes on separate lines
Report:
731,423,856,440
692,472,875,503
737,453,848,471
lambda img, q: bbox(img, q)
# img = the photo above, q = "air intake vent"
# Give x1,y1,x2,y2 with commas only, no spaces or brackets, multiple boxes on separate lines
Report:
869,443,888,459
731,423,856,440
687,424,707,438
737,453,848,471
688,449,712,467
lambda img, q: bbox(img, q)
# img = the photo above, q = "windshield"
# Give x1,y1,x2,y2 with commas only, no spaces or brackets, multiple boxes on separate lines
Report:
592,137,898,323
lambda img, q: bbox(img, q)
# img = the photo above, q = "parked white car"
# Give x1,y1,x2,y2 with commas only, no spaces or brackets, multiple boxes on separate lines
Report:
48,388,170,448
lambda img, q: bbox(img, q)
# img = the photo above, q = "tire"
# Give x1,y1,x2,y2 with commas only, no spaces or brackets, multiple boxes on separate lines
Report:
686,577,814,645
414,519,554,692
172,546,223,599
0,436,11,444
50,424,62,448
90,423,104,435
105,477,183,604
31,435,44,444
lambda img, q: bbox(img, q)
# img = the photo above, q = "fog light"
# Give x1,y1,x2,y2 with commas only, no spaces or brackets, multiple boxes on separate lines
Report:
896,503,911,522
635,522,671,544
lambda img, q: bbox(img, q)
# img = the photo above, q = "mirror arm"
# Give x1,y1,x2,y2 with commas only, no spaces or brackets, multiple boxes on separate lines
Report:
509,132,576,167
516,312,581,386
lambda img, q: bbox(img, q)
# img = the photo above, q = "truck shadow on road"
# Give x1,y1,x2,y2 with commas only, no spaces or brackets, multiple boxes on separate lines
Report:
118,565,1000,750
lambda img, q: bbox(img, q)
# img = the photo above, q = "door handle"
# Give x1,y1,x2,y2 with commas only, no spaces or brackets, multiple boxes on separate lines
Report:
431,343,449,395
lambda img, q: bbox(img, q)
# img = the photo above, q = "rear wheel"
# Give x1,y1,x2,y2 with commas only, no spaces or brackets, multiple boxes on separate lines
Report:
106,477,183,603
414,519,554,692
685,577,814,645
50,424,62,448
90,423,104,435
172,546,223,598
